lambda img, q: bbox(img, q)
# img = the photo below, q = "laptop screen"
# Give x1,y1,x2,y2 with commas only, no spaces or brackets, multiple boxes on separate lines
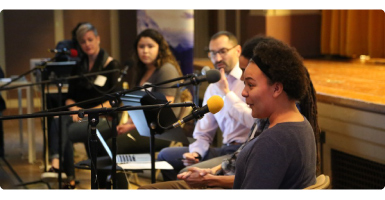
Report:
95,129,113,160
96,129,152,162
120,90,190,144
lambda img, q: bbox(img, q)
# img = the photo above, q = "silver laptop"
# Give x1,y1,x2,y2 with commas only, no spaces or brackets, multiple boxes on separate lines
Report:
96,129,173,170
96,129,150,164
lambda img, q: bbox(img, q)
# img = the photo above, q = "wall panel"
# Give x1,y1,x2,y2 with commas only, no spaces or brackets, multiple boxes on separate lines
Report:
63,10,112,56
3,10,54,98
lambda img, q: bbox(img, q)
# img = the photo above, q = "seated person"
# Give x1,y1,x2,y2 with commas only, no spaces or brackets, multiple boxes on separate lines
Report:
106,28,190,154
156,31,254,181
94,29,192,188
47,22,121,189
139,36,320,189
175,35,277,172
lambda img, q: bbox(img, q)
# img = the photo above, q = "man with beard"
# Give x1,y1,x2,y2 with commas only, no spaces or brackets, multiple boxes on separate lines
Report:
157,31,254,181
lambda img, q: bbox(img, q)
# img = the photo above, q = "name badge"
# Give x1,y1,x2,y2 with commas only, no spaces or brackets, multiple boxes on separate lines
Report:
94,75,107,87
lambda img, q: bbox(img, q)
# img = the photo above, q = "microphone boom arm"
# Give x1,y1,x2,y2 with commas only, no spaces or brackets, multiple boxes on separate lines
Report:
0,69,120,92
0,102,196,121
42,72,197,113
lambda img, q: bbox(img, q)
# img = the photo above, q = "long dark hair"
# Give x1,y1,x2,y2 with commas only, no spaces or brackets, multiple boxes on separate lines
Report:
130,29,182,87
300,68,321,175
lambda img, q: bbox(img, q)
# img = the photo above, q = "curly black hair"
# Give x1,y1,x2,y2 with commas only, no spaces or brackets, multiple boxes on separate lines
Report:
253,39,308,101
241,35,271,59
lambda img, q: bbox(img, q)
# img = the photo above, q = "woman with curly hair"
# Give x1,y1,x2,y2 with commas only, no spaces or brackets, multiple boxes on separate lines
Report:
232,37,317,189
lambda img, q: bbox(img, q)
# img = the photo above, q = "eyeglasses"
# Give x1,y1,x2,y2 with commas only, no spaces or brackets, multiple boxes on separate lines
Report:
207,45,237,59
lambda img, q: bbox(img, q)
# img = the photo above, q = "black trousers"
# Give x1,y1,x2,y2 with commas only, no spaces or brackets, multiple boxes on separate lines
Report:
48,115,112,180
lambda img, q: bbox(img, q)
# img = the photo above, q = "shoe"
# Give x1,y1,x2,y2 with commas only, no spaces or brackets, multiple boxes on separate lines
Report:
41,167,68,182
61,181,76,189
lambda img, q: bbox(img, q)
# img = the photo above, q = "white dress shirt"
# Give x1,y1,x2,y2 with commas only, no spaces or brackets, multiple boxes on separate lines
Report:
189,63,254,156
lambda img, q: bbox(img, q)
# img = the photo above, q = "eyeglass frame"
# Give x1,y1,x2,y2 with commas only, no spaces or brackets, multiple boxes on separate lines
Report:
207,45,238,59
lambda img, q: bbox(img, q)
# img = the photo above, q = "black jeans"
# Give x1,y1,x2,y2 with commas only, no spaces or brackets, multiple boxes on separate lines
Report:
48,115,112,180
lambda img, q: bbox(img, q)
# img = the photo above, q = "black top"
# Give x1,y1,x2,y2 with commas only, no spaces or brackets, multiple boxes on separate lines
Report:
67,49,121,109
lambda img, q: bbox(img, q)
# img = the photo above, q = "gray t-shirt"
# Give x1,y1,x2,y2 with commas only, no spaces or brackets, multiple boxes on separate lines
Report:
233,118,316,189
147,62,181,116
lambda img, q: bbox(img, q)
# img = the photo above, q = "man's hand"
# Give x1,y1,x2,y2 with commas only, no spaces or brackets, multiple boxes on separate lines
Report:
181,152,201,166
177,167,213,189
215,68,230,96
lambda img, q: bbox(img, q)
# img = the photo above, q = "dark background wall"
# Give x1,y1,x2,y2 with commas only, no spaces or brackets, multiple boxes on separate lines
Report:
3,10,55,79
62,10,112,54
2,10,55,99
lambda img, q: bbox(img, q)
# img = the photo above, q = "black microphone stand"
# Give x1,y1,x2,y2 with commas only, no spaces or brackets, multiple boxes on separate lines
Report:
86,110,99,189
46,69,120,189
103,94,120,189
149,122,157,183
0,102,195,189
1,59,71,174
179,73,201,107
0,63,50,189
40,77,48,172
43,76,64,189
0,62,49,171
56,80,64,188
0,68,120,189
2,69,202,188
42,73,196,113
36,73,195,187
193,78,201,107
4,72,194,188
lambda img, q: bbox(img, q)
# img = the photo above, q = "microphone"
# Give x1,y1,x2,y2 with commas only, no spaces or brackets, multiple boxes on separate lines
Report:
117,61,131,82
201,66,211,76
169,95,224,129
48,48,78,57
171,69,221,88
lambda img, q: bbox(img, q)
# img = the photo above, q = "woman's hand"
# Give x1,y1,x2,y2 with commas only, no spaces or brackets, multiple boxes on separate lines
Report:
116,122,136,135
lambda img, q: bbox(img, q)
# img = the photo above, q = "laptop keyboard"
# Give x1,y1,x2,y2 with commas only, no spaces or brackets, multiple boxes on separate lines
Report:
116,154,151,164
117,154,136,164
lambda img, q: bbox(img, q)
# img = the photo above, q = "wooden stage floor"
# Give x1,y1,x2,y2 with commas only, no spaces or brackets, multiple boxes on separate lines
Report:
194,57,385,114
304,58,385,114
